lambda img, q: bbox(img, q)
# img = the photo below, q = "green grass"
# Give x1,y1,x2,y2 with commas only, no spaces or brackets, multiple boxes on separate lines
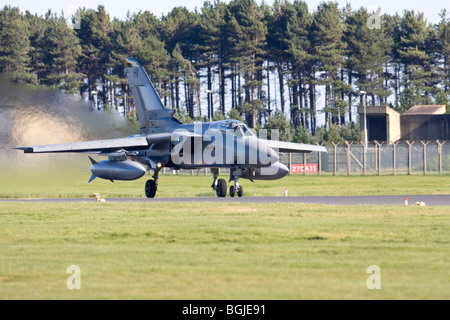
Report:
1,173,448,299
0,202,449,299
0,172,449,199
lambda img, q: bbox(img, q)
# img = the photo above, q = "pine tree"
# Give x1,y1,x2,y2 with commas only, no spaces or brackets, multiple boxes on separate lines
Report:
135,11,170,100
227,0,267,128
286,0,313,129
162,7,202,116
310,1,346,129
199,1,227,116
0,6,33,83
41,12,83,92
107,14,144,115
263,109,293,141
24,11,46,83
266,0,294,115
76,6,112,103
397,10,435,109
345,8,393,108
435,9,450,112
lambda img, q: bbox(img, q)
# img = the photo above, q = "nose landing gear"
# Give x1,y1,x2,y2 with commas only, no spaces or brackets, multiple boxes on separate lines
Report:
211,168,244,198
229,180,243,198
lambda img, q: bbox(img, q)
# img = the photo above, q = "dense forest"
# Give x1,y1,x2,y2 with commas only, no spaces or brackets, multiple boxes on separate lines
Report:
1,0,449,143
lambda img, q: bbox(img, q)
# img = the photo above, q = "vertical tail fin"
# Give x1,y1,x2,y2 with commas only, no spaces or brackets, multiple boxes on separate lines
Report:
123,58,180,133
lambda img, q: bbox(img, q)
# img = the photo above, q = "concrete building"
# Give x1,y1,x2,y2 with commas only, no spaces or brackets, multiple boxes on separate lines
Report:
357,105,449,144
357,105,401,144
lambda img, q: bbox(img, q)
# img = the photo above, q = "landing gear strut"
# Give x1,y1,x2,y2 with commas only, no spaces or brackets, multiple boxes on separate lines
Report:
216,179,227,197
145,179,157,198
230,179,243,198
145,168,160,198
230,169,243,198
211,168,244,198
211,168,227,197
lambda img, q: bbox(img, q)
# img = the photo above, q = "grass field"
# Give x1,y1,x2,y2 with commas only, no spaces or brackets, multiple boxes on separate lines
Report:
0,202,448,300
0,174,449,300
0,172,449,199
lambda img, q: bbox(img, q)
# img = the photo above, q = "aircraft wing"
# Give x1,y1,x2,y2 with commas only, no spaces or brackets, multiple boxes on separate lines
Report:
262,140,327,153
15,133,172,154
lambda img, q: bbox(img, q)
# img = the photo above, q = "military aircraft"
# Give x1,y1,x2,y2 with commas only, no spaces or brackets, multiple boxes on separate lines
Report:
16,58,326,198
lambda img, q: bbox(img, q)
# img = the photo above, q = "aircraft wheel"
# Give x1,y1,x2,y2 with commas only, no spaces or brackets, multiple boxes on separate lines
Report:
229,186,235,198
216,179,227,198
145,179,157,198
237,186,244,198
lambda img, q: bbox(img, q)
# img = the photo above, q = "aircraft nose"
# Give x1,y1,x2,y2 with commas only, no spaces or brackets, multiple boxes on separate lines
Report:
277,162,289,179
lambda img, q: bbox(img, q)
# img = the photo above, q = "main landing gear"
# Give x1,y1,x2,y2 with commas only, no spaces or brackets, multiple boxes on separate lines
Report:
145,167,245,199
145,168,160,198
211,168,244,198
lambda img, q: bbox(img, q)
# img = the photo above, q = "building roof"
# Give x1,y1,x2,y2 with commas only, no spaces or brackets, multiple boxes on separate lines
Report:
403,105,446,115
356,105,400,116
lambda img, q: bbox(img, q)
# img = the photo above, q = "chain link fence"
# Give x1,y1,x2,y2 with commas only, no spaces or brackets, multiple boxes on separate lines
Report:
159,141,449,176
286,141,449,176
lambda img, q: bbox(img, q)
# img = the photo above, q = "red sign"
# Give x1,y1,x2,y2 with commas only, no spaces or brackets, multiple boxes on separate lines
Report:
291,164,318,174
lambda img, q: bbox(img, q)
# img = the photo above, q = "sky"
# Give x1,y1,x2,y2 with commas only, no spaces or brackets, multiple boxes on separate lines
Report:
3,0,448,24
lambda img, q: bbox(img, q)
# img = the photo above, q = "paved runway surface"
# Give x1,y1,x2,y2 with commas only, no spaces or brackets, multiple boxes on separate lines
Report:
1,195,449,206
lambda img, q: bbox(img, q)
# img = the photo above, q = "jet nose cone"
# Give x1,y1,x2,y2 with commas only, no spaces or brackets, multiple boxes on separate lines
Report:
277,162,289,179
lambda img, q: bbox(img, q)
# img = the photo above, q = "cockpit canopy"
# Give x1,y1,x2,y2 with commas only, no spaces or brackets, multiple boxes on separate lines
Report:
208,120,255,137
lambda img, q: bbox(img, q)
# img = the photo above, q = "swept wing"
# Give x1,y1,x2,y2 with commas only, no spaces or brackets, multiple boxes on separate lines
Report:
261,140,327,154
15,133,172,154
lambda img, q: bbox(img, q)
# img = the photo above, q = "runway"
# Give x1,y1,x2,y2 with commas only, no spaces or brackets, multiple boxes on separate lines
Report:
1,195,449,206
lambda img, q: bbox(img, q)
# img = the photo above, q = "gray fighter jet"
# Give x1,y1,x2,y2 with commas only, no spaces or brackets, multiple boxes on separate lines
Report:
16,58,326,198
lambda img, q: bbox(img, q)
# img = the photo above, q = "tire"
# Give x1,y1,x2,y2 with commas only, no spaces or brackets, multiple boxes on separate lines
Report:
216,179,227,197
229,185,236,198
237,186,244,198
145,179,157,198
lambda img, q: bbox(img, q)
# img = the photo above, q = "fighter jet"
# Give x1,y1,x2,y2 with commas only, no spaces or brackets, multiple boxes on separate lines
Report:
16,58,326,198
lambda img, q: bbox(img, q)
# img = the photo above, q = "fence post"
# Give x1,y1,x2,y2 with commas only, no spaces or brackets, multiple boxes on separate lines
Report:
316,143,323,176
374,141,378,174
374,141,384,176
288,153,292,176
318,152,321,176
361,141,367,176
345,141,353,176
406,140,414,175
392,141,399,176
436,140,446,175
303,153,307,176
332,142,339,176
421,141,429,175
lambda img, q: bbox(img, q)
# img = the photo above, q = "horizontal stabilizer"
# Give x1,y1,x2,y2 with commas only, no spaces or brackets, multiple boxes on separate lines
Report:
88,174,97,183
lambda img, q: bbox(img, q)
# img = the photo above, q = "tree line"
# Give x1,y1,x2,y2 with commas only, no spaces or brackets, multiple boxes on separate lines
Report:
1,0,449,143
